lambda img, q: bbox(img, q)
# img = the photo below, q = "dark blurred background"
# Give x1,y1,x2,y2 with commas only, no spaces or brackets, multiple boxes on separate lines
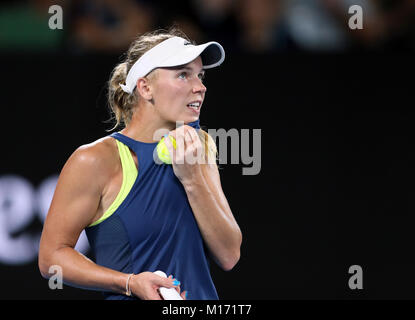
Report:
0,0,414,300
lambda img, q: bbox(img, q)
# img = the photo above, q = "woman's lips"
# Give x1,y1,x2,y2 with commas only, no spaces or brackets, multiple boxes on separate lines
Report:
186,105,201,114
186,101,201,114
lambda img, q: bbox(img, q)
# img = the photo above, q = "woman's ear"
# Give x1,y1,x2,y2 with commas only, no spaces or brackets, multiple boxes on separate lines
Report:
136,77,153,101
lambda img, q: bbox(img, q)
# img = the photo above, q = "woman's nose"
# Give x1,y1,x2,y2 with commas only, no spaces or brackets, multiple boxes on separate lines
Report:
192,78,207,94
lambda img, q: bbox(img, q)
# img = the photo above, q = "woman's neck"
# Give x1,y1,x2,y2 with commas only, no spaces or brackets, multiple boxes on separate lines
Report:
120,107,176,143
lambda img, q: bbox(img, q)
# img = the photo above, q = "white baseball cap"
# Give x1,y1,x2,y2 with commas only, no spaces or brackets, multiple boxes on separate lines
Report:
120,36,225,94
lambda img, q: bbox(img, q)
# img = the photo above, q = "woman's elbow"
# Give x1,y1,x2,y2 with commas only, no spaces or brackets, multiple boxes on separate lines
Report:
38,245,55,279
221,248,241,271
38,254,50,279
222,232,242,271
222,255,240,272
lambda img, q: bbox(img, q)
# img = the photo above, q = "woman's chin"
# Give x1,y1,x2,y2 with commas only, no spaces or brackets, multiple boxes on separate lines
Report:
177,115,200,124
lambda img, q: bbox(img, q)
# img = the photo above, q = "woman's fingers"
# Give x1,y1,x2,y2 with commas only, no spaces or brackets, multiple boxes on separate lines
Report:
184,130,197,164
155,274,186,300
153,273,179,288
168,125,203,165
186,128,203,160
130,272,186,300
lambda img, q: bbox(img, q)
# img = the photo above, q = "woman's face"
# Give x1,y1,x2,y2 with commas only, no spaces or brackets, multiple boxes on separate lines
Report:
150,56,206,125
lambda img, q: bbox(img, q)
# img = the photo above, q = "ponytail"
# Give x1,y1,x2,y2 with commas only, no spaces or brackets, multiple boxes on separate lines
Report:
107,62,138,131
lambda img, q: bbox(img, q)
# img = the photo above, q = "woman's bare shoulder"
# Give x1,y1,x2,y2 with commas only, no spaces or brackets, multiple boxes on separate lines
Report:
62,136,120,184
43,136,121,236
75,136,118,163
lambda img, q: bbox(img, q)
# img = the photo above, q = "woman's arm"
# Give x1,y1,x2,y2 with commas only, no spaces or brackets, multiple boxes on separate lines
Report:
184,162,242,271
38,141,179,299
38,143,130,293
166,127,242,271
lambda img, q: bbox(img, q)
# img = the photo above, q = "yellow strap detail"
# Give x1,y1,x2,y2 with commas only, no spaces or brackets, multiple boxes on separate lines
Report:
88,139,138,227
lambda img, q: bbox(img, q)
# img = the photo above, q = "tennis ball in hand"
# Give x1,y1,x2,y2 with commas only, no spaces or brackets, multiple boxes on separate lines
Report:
156,135,176,164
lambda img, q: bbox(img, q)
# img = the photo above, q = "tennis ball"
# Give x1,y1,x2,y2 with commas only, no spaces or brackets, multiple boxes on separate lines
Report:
156,135,176,164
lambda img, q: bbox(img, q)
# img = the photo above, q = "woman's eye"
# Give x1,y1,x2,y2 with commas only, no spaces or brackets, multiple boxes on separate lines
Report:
178,72,187,79
198,73,205,81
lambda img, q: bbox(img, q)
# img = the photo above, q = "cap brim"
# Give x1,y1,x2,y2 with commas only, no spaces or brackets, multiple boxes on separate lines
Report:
159,41,225,69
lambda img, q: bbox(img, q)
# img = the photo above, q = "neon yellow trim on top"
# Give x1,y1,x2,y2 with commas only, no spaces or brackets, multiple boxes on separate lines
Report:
88,139,138,227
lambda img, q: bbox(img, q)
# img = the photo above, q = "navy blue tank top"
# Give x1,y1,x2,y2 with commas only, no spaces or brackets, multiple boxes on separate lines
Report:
85,121,219,300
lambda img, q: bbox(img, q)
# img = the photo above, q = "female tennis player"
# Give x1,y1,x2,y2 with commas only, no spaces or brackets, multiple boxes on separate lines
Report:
38,28,242,300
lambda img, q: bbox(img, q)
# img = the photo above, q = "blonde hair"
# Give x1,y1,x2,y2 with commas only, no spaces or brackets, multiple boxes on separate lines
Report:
107,27,217,163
